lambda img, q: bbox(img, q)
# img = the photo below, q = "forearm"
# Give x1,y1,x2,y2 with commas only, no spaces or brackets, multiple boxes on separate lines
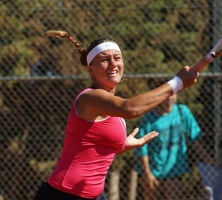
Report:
133,67,198,115
141,155,152,175
86,67,198,119
140,155,159,190
122,83,173,119
126,71,193,117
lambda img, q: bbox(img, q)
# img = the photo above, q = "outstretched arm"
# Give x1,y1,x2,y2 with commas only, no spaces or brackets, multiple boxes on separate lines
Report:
78,67,199,120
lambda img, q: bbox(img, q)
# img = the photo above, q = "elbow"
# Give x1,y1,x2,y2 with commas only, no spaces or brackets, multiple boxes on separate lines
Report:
123,107,143,119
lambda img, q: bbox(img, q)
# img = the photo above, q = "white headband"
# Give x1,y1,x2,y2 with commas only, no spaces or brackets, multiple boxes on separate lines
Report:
86,42,121,65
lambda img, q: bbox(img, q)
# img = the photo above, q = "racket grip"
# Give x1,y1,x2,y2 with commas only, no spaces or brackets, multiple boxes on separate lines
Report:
190,54,214,72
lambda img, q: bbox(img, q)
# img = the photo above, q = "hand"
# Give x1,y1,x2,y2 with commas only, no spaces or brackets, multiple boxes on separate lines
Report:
124,128,159,151
141,173,159,191
176,66,199,89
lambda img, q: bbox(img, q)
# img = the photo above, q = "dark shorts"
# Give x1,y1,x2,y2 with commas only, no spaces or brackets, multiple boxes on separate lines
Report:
34,182,108,200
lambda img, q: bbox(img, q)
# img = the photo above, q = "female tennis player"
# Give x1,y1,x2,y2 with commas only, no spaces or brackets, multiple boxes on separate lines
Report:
34,31,199,200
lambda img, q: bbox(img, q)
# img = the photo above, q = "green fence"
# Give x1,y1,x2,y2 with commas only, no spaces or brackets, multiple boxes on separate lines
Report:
0,1,222,200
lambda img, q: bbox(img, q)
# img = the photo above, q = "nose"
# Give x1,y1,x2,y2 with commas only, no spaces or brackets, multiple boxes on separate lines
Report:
109,57,117,68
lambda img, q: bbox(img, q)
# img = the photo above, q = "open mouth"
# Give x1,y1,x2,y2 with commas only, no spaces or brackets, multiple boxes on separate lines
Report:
108,70,118,75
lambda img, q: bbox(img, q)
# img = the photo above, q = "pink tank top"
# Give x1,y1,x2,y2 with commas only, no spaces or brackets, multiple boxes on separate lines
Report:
48,88,126,198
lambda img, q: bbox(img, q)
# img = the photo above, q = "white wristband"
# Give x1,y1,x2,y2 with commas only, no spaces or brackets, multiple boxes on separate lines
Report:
167,76,183,94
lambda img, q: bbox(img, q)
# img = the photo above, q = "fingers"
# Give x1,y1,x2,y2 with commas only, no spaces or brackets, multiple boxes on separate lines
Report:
143,174,159,190
125,130,159,150
194,72,200,83
129,127,139,137
149,181,155,190
150,178,159,190
177,66,200,89
154,179,159,187
141,131,159,145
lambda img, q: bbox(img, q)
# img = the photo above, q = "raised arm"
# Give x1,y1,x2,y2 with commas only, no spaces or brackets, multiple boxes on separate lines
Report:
78,66,198,119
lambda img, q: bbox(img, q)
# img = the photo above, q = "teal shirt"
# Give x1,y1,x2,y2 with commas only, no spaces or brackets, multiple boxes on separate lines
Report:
134,104,202,179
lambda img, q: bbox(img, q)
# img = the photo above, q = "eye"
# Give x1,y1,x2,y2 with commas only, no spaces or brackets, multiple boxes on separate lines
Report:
100,58,109,63
115,56,122,61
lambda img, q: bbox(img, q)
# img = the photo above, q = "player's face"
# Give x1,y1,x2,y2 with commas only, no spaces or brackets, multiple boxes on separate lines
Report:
88,49,124,90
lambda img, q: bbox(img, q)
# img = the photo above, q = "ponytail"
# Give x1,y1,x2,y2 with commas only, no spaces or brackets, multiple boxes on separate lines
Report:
45,30,88,66
45,30,117,67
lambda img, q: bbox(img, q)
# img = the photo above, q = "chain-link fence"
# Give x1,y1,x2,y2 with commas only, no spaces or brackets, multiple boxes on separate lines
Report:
1,1,222,200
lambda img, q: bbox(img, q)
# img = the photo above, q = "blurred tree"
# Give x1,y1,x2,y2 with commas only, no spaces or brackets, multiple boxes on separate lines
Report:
0,1,212,199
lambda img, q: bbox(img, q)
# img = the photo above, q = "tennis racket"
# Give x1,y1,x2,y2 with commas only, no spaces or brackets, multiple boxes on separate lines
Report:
190,37,222,72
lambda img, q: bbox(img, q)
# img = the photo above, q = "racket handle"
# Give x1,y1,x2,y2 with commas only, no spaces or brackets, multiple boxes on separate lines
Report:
191,37,222,72
190,53,214,72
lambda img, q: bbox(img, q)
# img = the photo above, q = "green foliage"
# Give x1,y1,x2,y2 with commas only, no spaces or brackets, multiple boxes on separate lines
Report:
0,0,210,77
0,0,211,133
1,1,218,199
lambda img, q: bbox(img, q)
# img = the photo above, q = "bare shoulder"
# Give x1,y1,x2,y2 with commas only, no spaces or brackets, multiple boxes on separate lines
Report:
76,89,115,120
79,89,115,102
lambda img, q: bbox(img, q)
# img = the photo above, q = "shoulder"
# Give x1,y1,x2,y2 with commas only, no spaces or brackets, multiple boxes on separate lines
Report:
79,88,113,99
176,103,190,112
78,89,125,107
176,103,195,119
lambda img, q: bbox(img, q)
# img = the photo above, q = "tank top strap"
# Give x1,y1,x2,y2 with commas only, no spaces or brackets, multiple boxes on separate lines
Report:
73,88,93,117
75,88,93,103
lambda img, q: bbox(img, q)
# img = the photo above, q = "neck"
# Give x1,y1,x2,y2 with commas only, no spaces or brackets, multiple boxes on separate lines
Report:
155,105,173,116
90,83,116,94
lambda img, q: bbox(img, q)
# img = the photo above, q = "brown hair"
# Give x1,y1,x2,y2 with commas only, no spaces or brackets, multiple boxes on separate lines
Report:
45,30,117,66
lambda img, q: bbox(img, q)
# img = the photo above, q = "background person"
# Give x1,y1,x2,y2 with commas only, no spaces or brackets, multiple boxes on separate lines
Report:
34,30,199,200
135,92,212,200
